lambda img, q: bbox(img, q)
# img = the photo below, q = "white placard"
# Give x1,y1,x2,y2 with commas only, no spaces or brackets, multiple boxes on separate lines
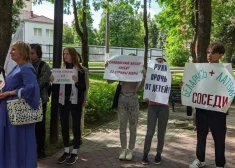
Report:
143,60,172,104
4,23,24,76
0,73,5,90
51,69,75,84
103,55,144,82
181,63,235,113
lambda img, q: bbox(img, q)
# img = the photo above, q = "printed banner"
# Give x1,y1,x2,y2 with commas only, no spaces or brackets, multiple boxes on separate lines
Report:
4,23,24,76
0,73,5,90
143,60,172,104
103,55,144,82
51,69,75,84
181,63,235,113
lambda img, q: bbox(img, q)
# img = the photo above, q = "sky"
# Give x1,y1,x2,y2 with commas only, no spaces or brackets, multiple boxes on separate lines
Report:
32,1,162,29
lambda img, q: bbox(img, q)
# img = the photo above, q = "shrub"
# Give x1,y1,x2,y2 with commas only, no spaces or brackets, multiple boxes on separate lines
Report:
85,74,148,123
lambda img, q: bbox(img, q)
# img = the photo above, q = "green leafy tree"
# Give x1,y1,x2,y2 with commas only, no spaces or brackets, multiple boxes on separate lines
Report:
63,23,75,44
0,0,24,66
211,0,235,63
156,0,191,66
97,3,144,48
35,0,89,68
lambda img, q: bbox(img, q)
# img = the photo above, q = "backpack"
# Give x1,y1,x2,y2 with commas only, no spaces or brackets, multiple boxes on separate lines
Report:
112,82,122,109
37,61,52,97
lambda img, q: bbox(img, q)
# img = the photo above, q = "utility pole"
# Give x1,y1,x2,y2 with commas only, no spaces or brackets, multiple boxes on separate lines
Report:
50,0,64,144
105,0,110,62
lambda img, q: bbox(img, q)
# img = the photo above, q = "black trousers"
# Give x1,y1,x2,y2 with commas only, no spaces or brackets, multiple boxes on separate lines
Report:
196,108,226,167
59,103,82,149
35,103,47,152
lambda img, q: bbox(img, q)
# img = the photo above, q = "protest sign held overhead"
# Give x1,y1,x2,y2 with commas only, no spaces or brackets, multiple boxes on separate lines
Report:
103,55,144,82
181,63,235,113
143,60,172,105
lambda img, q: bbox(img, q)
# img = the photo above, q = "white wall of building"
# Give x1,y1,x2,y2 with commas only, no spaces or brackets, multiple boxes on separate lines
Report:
24,21,54,60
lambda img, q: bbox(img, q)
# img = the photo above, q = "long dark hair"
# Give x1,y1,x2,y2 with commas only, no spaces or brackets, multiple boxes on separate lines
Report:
62,47,82,70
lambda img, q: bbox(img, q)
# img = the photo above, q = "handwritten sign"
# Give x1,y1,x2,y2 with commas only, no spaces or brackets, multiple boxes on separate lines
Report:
143,60,172,104
103,55,144,82
0,73,5,90
181,63,235,113
51,69,74,84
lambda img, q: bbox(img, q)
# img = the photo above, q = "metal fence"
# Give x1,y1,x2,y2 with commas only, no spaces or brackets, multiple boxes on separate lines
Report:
41,44,165,63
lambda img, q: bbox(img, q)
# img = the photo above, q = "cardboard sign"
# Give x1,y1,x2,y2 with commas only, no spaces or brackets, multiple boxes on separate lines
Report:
143,60,172,104
103,55,144,82
181,63,235,113
51,69,75,84
0,73,5,90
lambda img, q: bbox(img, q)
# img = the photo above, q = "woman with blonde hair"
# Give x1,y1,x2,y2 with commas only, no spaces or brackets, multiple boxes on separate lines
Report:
0,41,40,168
51,47,86,165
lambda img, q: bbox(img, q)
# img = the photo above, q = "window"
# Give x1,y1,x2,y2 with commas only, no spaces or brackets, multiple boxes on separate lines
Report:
46,29,53,38
34,28,42,37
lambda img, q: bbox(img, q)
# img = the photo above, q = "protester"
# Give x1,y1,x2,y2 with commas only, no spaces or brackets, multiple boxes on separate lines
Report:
50,47,86,165
188,42,227,168
30,44,51,159
0,41,40,168
106,53,146,161
141,57,170,165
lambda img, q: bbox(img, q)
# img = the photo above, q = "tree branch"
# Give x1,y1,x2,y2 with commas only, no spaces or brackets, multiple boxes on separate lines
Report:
72,0,83,37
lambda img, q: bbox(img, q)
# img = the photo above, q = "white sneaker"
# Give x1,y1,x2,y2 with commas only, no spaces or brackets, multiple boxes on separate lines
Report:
189,159,206,168
125,149,133,161
119,149,126,160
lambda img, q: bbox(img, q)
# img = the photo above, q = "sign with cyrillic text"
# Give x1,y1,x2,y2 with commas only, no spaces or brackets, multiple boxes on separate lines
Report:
0,73,5,90
143,60,172,104
181,63,235,113
103,55,144,82
51,69,74,84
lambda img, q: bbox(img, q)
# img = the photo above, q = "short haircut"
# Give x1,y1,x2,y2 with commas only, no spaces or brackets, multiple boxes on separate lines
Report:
207,42,225,55
11,41,31,62
30,43,42,58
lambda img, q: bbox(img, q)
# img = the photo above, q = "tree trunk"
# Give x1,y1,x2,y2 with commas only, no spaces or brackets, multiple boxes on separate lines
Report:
190,0,198,63
226,44,233,63
0,0,13,66
72,0,89,68
81,0,88,68
143,0,148,69
197,0,212,63
82,36,88,68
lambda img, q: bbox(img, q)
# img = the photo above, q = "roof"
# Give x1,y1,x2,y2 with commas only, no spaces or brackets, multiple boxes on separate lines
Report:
19,10,54,24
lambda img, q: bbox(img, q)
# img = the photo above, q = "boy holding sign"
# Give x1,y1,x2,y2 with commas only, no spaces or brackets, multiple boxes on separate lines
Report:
188,43,227,168
142,57,171,165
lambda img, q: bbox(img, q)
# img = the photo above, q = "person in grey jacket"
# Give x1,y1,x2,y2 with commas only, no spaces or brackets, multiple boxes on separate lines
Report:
30,44,51,159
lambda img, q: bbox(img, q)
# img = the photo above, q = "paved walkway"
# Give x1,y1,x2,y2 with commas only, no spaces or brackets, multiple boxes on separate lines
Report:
38,105,235,168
